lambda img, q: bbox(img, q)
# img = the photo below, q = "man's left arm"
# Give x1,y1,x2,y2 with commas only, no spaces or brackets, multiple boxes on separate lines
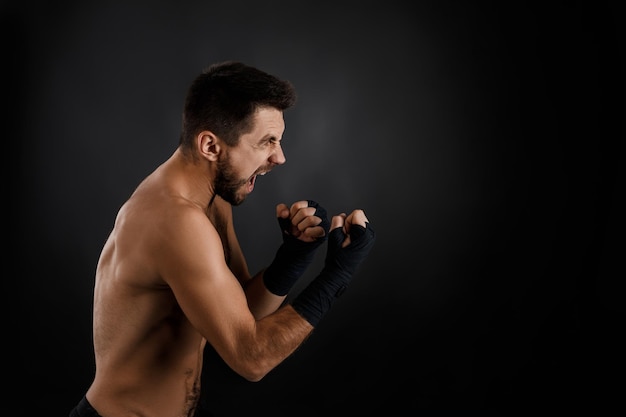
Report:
242,200,329,319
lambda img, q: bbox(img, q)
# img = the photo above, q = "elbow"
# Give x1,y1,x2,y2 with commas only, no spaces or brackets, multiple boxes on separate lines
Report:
242,372,266,383
224,350,275,382
234,361,272,382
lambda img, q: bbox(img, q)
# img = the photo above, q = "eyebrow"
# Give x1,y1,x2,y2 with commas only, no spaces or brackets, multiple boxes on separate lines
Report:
260,135,280,144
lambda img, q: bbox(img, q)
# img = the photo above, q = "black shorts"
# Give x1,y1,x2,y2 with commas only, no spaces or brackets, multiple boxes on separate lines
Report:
69,396,102,417
68,395,214,416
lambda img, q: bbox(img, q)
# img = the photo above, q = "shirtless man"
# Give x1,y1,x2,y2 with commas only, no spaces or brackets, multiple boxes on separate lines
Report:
69,61,376,417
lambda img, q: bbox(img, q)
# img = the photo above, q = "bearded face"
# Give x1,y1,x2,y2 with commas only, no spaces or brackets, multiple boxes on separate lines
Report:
212,108,286,206
214,151,249,206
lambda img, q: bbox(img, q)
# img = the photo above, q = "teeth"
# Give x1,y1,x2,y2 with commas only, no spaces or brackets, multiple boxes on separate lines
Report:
259,172,267,176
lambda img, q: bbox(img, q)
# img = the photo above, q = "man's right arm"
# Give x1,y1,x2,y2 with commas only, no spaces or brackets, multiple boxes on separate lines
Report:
290,209,375,327
161,206,373,381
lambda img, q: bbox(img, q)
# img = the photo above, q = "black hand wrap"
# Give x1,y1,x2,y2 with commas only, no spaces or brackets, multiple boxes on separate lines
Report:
291,222,376,327
263,200,330,296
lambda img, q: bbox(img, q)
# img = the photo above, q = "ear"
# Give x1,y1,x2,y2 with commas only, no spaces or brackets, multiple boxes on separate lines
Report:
197,131,221,161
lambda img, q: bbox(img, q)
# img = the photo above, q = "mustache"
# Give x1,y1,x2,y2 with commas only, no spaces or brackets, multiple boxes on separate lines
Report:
253,164,275,177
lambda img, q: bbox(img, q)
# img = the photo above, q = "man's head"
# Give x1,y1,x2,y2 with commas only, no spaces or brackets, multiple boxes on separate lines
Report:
179,61,297,155
180,61,297,205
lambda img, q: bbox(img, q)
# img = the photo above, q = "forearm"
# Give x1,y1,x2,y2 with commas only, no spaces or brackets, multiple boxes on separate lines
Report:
226,305,313,381
243,269,286,319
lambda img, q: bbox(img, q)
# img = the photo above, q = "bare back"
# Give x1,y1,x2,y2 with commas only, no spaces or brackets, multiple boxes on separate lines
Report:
86,158,248,417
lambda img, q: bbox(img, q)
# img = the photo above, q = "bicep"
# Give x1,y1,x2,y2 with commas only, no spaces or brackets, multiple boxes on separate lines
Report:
213,196,251,283
158,214,256,360
225,221,251,284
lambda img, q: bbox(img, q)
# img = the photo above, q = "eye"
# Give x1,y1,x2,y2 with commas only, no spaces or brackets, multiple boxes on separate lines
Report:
258,136,280,149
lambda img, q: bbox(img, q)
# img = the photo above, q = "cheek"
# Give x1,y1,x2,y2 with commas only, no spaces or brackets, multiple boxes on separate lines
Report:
231,152,261,176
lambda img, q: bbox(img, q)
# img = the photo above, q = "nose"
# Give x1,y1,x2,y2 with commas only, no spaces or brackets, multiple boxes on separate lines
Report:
269,143,286,165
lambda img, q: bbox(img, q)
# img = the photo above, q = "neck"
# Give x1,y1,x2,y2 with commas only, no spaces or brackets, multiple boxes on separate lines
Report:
161,147,217,210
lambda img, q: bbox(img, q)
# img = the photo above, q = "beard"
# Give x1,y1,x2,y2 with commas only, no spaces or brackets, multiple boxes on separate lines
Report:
214,152,249,206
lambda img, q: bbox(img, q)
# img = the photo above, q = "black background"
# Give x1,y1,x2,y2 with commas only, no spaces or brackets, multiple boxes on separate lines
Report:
3,1,624,415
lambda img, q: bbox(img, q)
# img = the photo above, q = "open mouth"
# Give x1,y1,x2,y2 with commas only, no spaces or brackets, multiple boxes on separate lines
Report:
247,171,268,192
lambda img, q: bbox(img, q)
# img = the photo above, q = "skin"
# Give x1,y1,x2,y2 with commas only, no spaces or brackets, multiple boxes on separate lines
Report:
85,107,369,416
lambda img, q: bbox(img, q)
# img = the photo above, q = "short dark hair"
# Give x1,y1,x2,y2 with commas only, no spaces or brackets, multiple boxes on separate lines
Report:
179,61,297,156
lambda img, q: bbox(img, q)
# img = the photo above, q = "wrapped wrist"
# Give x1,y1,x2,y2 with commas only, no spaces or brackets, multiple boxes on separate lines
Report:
263,238,321,296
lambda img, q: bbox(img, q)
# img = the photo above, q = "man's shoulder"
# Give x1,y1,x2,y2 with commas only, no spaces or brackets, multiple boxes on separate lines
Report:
115,192,214,246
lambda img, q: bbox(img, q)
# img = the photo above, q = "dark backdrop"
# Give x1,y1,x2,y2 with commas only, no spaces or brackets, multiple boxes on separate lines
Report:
3,1,624,415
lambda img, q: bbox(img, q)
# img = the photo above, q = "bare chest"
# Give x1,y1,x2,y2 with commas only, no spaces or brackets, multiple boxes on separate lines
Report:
207,208,232,265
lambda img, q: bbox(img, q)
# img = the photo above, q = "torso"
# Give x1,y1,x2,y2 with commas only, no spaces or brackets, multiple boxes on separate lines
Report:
86,158,246,416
